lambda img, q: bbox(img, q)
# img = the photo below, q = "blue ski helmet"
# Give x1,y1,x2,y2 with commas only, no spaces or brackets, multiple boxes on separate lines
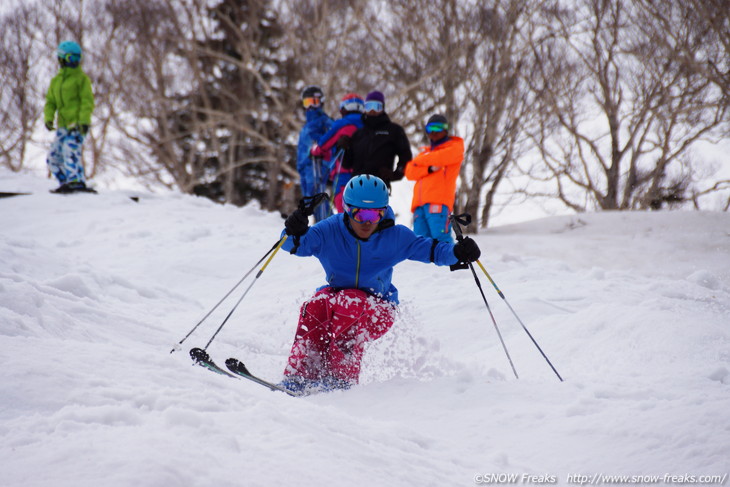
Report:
57,41,82,67
343,175,389,209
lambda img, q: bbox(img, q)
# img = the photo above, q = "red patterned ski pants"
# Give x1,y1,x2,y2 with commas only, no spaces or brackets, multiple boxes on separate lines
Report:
284,288,396,383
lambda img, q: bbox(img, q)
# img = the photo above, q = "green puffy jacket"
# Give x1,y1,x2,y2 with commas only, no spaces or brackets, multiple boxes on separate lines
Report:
44,66,94,129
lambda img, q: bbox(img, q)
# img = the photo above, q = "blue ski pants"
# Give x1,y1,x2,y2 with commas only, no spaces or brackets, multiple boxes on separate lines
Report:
413,203,454,243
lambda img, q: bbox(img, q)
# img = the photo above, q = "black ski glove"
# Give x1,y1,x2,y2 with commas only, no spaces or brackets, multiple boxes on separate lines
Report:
79,124,90,136
45,121,54,131
335,135,351,151
453,236,481,263
285,209,309,237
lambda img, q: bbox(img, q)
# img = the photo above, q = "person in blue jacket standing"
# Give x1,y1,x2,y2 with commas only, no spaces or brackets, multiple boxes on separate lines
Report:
296,85,333,221
279,174,482,394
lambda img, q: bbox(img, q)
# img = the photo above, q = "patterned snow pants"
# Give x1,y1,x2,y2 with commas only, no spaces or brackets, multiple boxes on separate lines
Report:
46,128,86,185
284,288,397,383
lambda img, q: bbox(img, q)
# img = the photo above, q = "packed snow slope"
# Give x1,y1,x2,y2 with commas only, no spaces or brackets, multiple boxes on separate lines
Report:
1,169,729,487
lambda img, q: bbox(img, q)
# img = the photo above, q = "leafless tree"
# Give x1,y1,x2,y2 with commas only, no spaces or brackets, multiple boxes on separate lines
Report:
637,0,729,106
525,0,728,212
458,0,542,229
279,0,368,101
0,4,43,171
350,0,541,231
4,0,725,217
635,0,729,209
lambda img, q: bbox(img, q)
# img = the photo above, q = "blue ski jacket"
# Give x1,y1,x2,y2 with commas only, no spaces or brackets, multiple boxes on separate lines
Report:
317,112,364,150
297,108,333,173
281,208,459,303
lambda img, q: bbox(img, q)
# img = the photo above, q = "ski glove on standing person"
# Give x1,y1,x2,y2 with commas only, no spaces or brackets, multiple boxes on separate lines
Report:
278,175,480,395
405,114,464,243
44,41,95,193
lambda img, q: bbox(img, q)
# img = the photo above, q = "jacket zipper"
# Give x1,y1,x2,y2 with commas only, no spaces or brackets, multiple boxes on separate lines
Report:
354,240,361,288
60,69,68,111
416,150,430,207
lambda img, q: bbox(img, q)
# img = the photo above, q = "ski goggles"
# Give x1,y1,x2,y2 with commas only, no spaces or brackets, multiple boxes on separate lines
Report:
364,100,384,113
340,99,364,112
302,97,322,109
58,53,81,66
346,206,386,224
425,122,449,133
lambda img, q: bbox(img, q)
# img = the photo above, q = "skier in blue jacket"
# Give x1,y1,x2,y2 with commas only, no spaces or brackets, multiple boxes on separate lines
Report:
279,174,481,394
296,85,333,221
311,93,365,212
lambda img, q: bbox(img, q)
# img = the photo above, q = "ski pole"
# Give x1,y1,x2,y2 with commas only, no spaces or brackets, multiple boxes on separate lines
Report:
197,192,329,351
170,239,280,353
201,235,288,350
328,149,345,210
475,259,564,382
450,214,519,379
312,156,330,221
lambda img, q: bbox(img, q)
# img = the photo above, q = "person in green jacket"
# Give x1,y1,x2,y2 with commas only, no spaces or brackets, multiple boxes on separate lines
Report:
44,40,95,193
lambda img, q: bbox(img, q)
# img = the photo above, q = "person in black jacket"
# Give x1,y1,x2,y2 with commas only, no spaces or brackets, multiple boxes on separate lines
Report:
342,90,412,187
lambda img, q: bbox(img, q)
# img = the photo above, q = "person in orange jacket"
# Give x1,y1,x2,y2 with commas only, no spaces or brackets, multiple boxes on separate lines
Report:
404,114,464,243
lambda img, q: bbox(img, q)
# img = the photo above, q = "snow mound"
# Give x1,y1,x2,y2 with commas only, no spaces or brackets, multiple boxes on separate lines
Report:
1,168,728,486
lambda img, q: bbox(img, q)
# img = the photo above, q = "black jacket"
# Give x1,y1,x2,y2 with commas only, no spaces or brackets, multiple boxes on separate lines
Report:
343,112,412,185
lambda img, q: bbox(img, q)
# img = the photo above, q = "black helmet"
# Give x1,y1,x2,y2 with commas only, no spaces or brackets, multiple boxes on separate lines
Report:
427,114,448,125
301,85,324,101
425,114,449,134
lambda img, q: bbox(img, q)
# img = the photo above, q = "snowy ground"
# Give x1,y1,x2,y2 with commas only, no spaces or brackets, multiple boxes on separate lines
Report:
1,168,729,487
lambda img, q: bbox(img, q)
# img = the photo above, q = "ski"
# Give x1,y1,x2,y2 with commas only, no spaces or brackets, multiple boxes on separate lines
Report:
2,189,139,202
50,186,98,194
0,191,31,199
189,348,299,397
225,358,300,397
189,347,237,378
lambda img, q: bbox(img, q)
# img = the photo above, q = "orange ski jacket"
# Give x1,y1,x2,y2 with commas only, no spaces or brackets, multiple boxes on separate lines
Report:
404,136,464,212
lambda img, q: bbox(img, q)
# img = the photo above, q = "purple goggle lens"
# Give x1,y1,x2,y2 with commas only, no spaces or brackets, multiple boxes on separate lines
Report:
349,207,386,224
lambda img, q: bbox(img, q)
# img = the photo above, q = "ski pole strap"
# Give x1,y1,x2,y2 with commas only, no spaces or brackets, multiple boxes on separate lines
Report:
429,239,438,263
449,213,473,271
450,262,469,271
450,213,472,240
289,235,300,255
290,193,329,254
299,192,329,216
